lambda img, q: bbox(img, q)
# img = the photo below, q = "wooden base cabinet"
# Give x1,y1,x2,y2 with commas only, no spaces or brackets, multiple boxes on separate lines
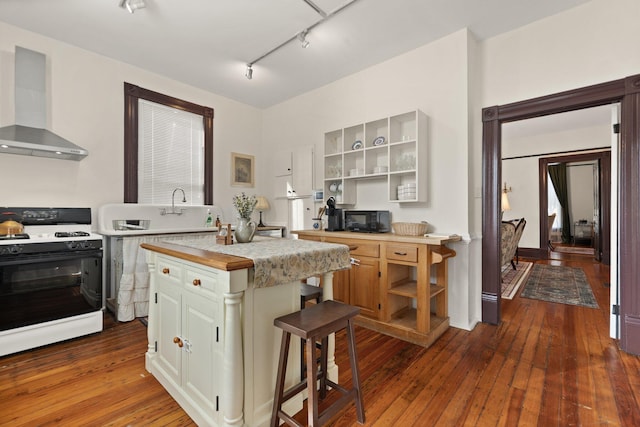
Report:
323,237,380,319
295,230,458,348
348,257,380,319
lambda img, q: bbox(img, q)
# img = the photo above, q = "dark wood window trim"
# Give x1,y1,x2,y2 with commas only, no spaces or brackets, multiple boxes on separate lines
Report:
482,73,640,355
123,82,214,204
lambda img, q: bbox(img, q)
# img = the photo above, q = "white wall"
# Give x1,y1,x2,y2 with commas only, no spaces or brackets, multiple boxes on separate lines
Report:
0,22,265,225
263,29,476,330
474,0,640,237
263,29,472,237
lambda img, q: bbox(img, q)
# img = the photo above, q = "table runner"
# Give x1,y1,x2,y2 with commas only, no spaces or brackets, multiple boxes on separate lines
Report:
167,236,351,288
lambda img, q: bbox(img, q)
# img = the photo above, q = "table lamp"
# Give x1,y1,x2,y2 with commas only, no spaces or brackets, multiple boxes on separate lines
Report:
255,196,270,227
501,182,511,219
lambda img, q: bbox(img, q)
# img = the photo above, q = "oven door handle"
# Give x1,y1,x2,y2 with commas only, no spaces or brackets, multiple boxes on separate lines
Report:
0,249,103,267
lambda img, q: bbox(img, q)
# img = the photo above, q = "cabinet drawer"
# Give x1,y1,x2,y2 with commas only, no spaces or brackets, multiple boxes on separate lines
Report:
386,244,418,263
157,257,183,284
325,237,379,258
185,267,220,296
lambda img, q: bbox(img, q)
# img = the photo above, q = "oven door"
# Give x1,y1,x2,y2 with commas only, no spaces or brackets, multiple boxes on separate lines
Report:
0,249,103,331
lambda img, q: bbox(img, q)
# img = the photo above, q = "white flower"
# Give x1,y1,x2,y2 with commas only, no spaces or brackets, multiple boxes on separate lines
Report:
233,192,257,219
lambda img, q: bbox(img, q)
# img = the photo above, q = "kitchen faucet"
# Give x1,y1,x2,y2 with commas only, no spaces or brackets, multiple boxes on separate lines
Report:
161,188,187,215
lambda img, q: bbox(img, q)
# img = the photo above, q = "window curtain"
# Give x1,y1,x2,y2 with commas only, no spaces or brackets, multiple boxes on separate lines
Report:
548,163,571,243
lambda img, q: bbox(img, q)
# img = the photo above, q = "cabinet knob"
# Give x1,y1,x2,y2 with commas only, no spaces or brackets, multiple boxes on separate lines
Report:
173,337,183,347
192,278,201,287
394,251,408,256
162,267,170,274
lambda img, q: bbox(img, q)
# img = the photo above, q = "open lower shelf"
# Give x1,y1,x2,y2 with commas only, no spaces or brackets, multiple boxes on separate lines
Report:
387,281,446,299
388,280,417,298
385,306,447,334
430,283,445,298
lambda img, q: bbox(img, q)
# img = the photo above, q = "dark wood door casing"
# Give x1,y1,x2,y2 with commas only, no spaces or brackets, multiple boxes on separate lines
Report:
123,82,214,204
538,151,611,264
482,74,640,355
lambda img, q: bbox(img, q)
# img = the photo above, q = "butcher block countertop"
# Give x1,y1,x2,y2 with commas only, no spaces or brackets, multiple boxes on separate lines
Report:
293,229,462,245
140,241,253,271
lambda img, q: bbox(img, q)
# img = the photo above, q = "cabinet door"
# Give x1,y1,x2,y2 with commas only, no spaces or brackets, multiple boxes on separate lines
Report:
350,257,379,319
274,150,293,176
182,291,220,417
332,267,350,304
156,279,182,385
274,175,294,198
291,146,313,197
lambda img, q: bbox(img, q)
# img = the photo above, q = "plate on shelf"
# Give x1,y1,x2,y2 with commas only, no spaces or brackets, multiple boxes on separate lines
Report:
372,136,386,146
351,140,363,150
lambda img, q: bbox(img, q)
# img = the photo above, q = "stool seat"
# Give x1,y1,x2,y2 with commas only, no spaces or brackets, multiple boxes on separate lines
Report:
276,300,359,340
271,300,365,426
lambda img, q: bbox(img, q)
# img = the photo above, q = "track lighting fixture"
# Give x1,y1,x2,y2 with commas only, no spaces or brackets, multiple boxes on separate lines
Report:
242,0,359,80
298,30,310,48
119,0,146,14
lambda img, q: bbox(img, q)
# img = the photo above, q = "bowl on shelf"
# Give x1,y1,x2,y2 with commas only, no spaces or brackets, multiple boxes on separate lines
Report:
392,222,428,236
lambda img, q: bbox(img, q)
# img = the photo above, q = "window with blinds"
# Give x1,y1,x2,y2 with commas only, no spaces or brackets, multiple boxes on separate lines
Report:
138,99,205,205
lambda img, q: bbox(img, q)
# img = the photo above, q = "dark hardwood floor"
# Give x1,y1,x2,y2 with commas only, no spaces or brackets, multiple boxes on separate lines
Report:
1,253,639,426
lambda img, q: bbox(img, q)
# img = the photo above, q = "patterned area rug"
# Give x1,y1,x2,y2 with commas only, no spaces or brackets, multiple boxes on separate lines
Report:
501,262,533,300
521,264,599,308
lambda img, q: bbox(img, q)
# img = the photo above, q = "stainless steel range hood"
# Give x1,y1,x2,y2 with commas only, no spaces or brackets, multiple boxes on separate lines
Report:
0,47,88,161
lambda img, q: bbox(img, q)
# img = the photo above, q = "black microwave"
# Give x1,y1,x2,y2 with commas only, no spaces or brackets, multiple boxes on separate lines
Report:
344,210,391,233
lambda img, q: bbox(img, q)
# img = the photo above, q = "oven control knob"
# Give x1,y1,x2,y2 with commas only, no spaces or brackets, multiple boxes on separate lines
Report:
81,241,90,249
68,242,78,250
7,245,21,254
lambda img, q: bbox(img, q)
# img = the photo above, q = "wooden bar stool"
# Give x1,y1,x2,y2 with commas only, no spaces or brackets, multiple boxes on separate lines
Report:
271,300,365,427
300,283,323,381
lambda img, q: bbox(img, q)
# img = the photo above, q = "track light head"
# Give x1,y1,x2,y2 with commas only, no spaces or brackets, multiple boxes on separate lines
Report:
119,0,146,13
245,64,253,80
297,30,310,48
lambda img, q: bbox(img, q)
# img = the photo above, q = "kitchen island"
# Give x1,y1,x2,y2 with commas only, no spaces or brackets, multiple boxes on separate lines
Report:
141,237,351,427
294,230,460,348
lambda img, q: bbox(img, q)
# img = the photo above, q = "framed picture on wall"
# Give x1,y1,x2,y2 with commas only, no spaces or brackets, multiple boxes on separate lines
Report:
231,152,254,187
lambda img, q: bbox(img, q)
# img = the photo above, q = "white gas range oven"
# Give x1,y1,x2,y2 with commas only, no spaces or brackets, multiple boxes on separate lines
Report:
0,207,104,356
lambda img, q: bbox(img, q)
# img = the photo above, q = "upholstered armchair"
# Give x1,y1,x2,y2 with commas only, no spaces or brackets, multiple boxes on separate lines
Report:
501,218,526,270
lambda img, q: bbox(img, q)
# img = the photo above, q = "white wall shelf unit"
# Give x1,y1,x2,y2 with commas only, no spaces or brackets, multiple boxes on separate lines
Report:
323,110,427,204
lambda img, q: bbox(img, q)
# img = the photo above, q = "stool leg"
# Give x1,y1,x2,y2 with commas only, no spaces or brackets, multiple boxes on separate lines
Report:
306,337,320,426
271,330,291,427
346,320,365,423
319,336,329,399
300,295,306,382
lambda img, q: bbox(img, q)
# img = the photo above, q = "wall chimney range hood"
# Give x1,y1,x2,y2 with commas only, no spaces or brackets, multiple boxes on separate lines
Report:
0,47,88,161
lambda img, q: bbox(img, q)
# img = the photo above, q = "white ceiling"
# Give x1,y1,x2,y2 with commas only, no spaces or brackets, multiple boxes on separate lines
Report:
0,0,590,108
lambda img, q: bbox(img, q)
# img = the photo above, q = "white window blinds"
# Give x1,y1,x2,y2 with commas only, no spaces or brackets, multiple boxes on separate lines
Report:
138,99,205,205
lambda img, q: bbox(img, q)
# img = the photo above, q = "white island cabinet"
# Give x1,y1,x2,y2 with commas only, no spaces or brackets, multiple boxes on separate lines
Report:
141,237,351,427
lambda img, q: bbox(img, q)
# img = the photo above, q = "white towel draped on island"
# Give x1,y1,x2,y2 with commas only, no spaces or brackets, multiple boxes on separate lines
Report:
168,236,352,288
118,233,214,321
